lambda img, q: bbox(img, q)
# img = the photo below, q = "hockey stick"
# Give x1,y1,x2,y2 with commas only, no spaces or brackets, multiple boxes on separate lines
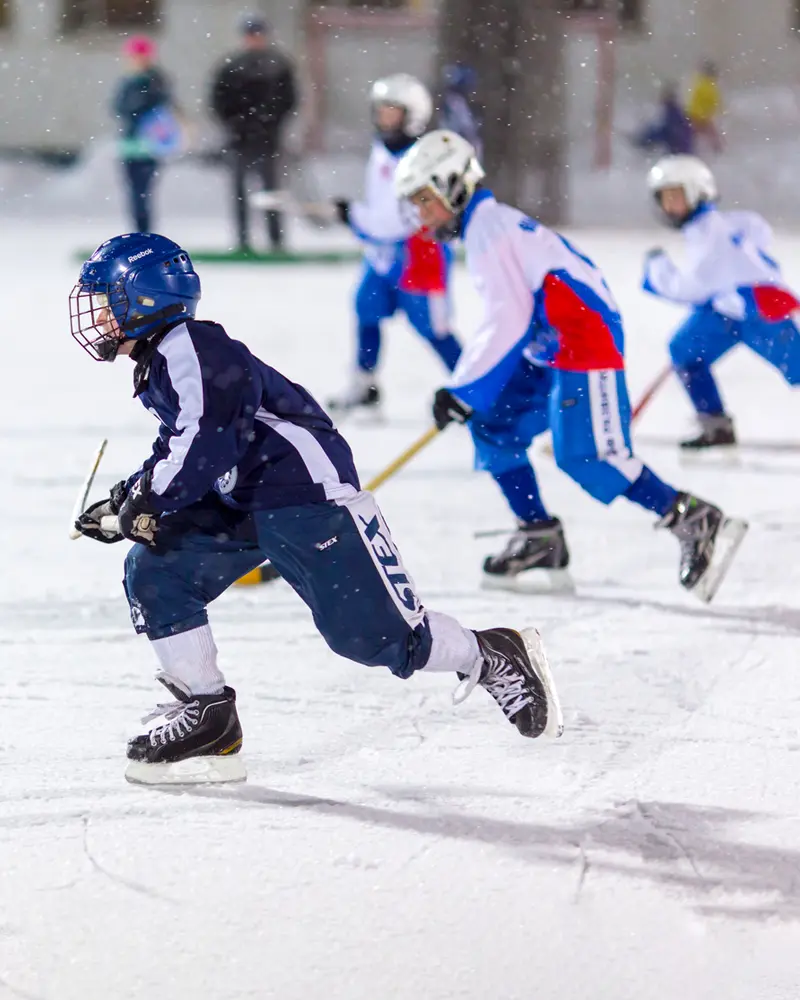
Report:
249,189,337,227
631,362,673,420
235,424,442,586
68,438,109,539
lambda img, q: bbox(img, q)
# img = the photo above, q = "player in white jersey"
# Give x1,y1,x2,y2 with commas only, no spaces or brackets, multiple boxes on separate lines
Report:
644,155,800,450
328,74,462,414
394,131,747,603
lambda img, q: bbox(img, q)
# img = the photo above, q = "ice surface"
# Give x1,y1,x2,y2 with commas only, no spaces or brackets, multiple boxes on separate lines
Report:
3,220,800,999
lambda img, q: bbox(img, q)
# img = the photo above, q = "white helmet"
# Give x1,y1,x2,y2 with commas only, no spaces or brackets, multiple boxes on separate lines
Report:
369,73,432,138
394,129,485,213
647,155,718,212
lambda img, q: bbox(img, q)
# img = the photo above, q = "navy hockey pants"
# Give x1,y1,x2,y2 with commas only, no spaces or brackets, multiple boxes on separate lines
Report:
123,491,432,679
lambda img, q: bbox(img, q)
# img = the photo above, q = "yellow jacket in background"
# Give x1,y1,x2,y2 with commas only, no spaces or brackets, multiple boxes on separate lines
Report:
687,74,721,124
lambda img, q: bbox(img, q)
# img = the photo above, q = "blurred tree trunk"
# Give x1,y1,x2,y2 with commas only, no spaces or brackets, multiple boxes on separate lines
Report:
436,0,567,225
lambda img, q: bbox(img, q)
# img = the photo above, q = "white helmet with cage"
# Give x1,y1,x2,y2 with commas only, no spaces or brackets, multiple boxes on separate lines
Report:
370,73,433,138
647,155,718,211
394,129,485,212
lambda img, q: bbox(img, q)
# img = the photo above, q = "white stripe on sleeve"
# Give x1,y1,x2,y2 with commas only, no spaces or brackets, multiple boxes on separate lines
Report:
255,409,356,501
150,325,204,496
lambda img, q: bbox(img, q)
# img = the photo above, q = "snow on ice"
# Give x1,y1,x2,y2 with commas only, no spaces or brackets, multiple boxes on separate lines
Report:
2,215,800,1000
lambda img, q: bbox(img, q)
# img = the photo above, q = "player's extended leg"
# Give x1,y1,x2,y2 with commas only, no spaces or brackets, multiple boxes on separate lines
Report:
400,289,462,372
328,263,395,415
739,314,800,389
257,491,563,739
122,503,265,784
669,306,739,450
550,368,747,600
468,363,572,592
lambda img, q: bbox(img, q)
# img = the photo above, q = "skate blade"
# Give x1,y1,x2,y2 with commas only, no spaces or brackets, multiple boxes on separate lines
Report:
519,627,564,739
481,568,576,595
125,754,247,786
690,517,749,604
679,445,741,468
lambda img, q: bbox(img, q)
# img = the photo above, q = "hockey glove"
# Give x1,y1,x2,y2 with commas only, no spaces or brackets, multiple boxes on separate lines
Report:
117,474,159,548
74,480,127,544
333,199,350,225
432,388,473,430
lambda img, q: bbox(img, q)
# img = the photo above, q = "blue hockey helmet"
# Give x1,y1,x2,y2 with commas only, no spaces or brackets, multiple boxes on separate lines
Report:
70,233,201,361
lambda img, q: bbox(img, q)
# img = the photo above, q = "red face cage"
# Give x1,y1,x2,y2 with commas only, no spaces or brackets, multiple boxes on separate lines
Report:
69,278,129,362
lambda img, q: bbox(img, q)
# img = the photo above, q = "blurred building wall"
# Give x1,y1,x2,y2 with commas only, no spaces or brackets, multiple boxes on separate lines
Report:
0,0,798,153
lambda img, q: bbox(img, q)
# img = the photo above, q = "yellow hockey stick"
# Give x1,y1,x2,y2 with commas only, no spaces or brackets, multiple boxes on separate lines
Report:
235,425,442,586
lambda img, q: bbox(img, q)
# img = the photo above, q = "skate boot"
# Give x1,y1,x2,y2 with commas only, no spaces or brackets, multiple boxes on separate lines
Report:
680,414,737,451
125,676,246,786
481,517,574,593
657,492,748,603
327,369,382,418
455,627,564,739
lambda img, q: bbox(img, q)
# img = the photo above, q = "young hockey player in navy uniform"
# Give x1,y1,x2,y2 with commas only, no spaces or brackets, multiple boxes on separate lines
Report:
394,132,747,601
644,154,800,450
328,74,462,414
71,233,562,785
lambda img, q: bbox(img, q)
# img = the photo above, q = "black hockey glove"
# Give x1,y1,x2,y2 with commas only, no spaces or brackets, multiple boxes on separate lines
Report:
333,199,350,225
432,388,473,430
117,474,160,548
74,480,127,544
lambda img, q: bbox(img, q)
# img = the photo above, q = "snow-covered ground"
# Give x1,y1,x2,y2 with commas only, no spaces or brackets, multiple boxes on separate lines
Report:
3,219,800,1000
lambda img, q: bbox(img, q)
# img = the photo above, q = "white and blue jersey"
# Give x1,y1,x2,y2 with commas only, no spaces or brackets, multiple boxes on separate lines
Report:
643,205,800,322
130,319,359,513
643,204,800,413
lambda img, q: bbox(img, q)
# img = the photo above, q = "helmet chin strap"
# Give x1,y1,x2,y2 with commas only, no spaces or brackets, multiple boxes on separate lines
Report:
122,302,185,334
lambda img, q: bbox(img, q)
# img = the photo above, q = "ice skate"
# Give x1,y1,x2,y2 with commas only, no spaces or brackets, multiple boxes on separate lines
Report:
481,517,575,594
455,627,563,739
125,676,246,786
679,415,739,465
327,369,383,421
658,492,748,603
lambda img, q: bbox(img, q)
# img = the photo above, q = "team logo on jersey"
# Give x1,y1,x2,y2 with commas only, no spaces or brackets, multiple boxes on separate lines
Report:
215,466,238,495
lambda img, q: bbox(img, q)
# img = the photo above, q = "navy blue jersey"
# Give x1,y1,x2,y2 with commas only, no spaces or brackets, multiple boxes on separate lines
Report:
130,320,360,513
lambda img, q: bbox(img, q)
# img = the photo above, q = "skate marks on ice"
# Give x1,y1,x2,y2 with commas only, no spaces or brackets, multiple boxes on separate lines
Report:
157,784,800,921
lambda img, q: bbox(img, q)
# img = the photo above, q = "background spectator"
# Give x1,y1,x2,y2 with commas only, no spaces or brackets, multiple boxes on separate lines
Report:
112,35,176,233
632,81,694,156
210,14,298,254
687,60,723,154
438,63,482,159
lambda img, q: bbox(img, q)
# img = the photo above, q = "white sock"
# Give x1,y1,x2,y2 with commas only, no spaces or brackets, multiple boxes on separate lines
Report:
149,624,225,696
422,611,482,674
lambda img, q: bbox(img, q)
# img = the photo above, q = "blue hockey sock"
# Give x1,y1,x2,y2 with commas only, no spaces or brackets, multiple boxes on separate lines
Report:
675,363,725,416
430,333,462,372
357,323,381,372
624,466,678,517
495,465,549,523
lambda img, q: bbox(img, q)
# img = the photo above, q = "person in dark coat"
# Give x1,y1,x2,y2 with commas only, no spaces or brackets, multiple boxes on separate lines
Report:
210,15,297,253
112,36,175,233
632,82,694,156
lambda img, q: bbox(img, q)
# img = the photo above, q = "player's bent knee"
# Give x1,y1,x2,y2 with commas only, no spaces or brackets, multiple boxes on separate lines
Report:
321,619,432,679
554,453,626,505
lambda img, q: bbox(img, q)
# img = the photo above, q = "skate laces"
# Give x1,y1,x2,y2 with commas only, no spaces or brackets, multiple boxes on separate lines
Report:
453,651,531,719
142,699,201,747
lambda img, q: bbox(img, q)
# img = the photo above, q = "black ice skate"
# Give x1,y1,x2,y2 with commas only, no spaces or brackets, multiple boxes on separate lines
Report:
680,414,737,452
481,517,575,594
455,627,563,739
658,492,748,603
125,677,245,786
327,371,382,418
